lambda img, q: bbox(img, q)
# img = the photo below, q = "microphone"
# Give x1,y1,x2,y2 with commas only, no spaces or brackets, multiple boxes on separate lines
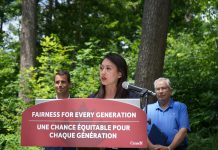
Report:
122,81,156,96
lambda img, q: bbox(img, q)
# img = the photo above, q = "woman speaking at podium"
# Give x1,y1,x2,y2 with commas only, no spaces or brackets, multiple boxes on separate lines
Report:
87,53,139,150
90,53,139,100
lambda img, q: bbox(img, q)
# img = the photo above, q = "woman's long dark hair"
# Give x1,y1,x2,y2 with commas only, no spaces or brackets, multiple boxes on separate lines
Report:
95,53,128,98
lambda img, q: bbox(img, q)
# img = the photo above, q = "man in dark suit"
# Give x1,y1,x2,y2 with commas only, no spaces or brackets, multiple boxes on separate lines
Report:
45,70,76,150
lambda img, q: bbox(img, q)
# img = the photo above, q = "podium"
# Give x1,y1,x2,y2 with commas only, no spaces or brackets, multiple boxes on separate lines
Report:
21,98,147,148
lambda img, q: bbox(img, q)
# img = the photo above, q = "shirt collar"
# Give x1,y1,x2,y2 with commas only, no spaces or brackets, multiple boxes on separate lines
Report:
56,94,70,99
155,98,174,111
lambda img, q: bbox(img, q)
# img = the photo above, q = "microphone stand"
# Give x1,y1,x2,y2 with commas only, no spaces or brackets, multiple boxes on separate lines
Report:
139,88,151,124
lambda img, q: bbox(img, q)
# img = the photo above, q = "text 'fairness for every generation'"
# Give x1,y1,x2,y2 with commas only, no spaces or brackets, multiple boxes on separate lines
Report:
32,111,137,118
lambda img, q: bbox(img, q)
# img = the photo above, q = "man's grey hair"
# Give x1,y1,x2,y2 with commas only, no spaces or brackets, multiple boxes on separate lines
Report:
154,77,173,90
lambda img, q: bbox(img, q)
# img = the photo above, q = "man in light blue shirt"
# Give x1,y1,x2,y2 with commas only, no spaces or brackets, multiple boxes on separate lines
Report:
146,77,190,150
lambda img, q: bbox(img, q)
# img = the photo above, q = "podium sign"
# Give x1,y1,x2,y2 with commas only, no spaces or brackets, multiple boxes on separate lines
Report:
21,98,147,148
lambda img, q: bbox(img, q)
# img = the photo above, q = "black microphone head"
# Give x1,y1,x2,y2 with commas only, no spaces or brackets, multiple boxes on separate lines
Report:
122,81,129,89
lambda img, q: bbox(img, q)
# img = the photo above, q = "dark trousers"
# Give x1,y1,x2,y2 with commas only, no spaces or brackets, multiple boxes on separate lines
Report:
174,145,187,150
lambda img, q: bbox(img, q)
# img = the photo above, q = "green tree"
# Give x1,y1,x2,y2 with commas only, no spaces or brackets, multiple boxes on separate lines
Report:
0,48,34,149
38,0,143,49
22,34,75,99
165,32,218,149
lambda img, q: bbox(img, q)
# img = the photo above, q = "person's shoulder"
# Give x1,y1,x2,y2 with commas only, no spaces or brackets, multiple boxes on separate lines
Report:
88,93,96,98
147,101,157,108
145,101,157,112
127,91,141,98
172,99,187,109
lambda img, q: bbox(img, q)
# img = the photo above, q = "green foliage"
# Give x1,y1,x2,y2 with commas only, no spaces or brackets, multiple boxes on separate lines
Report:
38,34,75,72
0,131,42,150
0,98,41,150
20,34,75,99
0,49,18,94
164,31,218,147
190,91,218,134
187,133,218,150
118,36,141,80
0,48,35,149
72,65,99,98
72,39,107,97
165,33,217,90
0,0,21,43
165,2,218,144
38,0,143,48
170,0,217,35
0,48,20,134
0,97,22,134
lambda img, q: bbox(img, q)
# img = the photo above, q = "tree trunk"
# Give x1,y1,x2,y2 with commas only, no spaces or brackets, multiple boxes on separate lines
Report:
135,0,170,103
19,0,37,101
